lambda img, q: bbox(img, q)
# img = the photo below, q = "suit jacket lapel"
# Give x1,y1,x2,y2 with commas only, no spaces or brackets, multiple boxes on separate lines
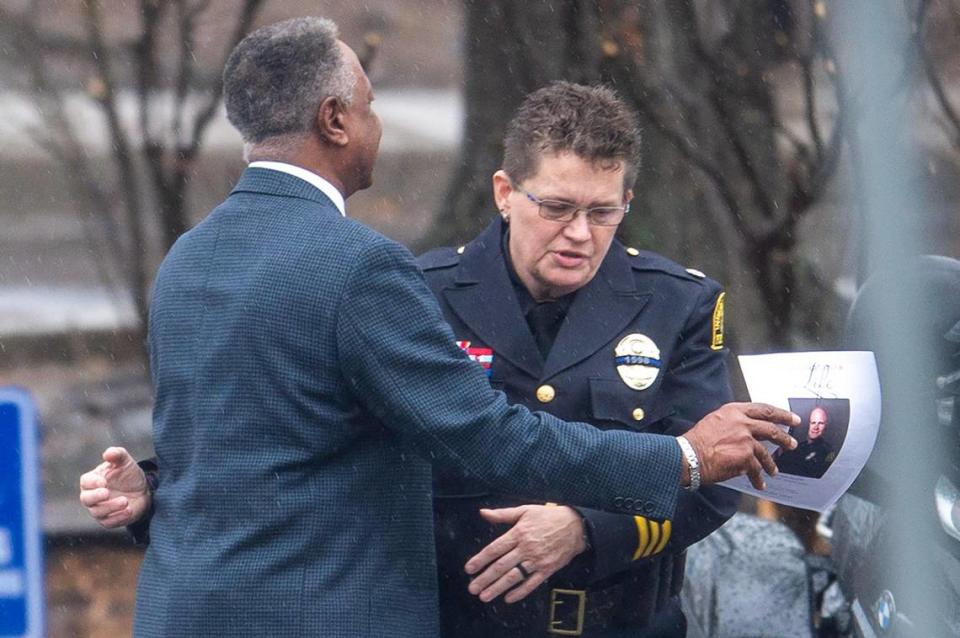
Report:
442,219,544,378
542,243,651,380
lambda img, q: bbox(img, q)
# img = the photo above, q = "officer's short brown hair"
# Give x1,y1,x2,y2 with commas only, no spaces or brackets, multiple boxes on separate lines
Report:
502,82,641,191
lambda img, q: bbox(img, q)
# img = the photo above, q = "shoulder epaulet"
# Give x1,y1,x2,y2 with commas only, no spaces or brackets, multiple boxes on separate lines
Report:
624,246,708,283
416,245,462,271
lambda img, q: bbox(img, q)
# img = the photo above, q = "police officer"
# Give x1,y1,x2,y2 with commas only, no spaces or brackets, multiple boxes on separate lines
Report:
774,407,835,479
422,82,737,637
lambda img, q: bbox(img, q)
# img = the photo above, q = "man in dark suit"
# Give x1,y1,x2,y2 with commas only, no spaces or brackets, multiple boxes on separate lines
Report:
78,17,798,638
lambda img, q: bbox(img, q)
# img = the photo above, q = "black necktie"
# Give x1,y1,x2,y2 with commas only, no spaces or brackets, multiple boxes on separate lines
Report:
526,301,567,359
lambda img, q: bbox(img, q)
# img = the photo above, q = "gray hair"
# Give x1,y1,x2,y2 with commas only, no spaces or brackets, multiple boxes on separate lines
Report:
223,17,357,144
503,82,641,191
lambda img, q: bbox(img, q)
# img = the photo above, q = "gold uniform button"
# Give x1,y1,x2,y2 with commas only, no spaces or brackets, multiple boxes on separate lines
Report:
626,247,640,256
632,408,645,421
536,384,556,403
457,246,466,254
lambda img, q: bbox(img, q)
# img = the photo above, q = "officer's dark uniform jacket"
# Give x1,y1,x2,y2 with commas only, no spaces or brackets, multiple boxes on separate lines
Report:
774,437,835,479
418,218,738,638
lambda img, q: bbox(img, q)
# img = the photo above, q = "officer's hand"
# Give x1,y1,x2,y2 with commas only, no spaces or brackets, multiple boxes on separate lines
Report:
684,402,800,490
464,504,587,604
79,447,151,529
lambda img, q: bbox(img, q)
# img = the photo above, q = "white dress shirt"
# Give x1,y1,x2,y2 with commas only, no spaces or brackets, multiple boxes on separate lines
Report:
248,161,346,217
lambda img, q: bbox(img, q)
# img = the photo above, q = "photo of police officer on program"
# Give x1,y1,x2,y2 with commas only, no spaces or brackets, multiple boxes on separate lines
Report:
774,398,850,479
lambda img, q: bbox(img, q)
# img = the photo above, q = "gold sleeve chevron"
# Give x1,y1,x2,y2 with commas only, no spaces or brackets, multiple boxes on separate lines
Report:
632,517,672,560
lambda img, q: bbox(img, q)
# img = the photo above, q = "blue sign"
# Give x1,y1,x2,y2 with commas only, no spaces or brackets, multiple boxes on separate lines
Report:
0,388,43,638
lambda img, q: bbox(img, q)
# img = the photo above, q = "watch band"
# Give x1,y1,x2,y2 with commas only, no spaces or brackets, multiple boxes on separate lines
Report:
676,435,701,491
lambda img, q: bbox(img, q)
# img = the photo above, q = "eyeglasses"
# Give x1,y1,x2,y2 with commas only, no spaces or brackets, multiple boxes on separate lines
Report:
522,189,630,227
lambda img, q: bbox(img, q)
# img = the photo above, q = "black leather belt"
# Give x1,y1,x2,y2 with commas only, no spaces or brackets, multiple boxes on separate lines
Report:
544,586,683,637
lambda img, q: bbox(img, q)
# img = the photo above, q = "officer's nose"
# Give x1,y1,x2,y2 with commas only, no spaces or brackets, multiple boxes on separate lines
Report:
563,210,592,242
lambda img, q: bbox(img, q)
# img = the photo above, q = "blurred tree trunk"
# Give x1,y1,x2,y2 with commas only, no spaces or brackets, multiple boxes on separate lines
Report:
429,0,602,247
606,0,802,351
434,0,847,351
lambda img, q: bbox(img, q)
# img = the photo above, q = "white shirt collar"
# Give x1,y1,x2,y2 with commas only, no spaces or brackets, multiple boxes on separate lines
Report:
248,161,346,217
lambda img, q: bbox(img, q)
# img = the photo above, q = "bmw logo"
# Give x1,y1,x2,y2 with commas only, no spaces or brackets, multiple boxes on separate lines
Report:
873,590,896,632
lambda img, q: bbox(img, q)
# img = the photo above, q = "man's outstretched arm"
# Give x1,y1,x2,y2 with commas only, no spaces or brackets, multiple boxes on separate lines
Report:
336,240,798,519
81,399,797,551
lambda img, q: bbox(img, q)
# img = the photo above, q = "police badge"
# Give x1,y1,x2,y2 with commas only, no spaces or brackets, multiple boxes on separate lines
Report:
614,334,661,390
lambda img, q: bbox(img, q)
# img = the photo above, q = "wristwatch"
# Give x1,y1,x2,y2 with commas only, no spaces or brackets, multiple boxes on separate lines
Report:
676,436,701,491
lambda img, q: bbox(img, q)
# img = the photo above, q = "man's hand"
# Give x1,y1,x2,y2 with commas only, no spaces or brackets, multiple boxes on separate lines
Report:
79,447,152,529
684,402,800,490
464,505,587,604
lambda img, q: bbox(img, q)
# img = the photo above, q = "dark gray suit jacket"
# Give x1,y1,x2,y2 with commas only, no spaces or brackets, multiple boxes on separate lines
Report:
133,167,683,637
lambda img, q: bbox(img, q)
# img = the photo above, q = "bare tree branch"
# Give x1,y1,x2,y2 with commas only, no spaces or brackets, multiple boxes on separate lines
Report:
186,0,213,21
174,0,199,146
1,7,137,61
671,1,782,225
790,37,846,218
25,122,128,300
186,0,265,154
81,0,150,328
604,36,760,244
1,8,129,301
709,88,779,220
803,0,826,159
774,120,812,159
801,56,824,159
759,2,846,245
136,0,166,149
767,101,845,245
1,0,264,348
137,0,175,252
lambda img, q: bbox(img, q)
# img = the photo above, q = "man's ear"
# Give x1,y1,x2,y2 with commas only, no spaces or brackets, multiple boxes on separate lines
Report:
317,96,348,146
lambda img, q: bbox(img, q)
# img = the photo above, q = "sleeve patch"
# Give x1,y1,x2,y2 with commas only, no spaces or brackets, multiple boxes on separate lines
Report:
710,292,725,351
